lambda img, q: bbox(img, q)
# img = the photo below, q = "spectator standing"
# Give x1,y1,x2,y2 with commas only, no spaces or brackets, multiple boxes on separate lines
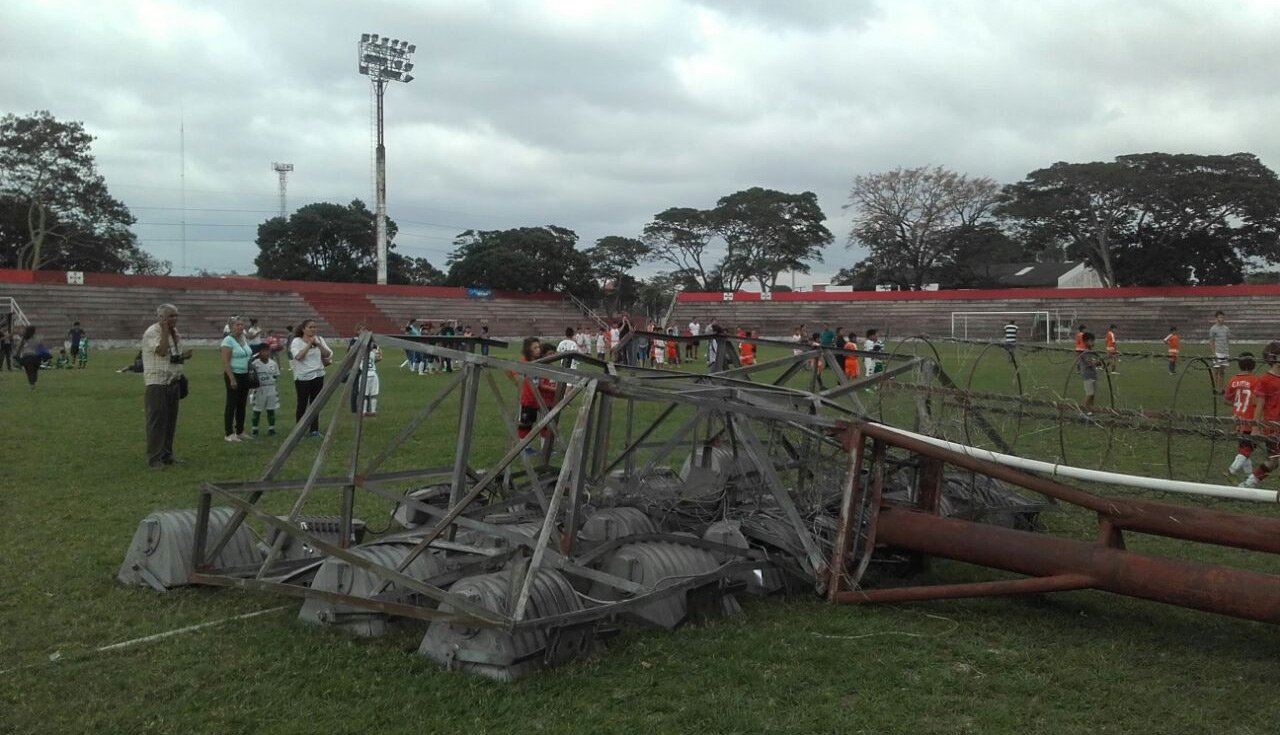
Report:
0,327,13,371
15,325,41,388
1105,325,1119,374
221,316,253,442
1210,311,1231,392
362,341,383,417
1003,320,1018,349
557,327,580,369
249,343,280,437
142,304,191,468
290,319,332,437
480,324,491,356
1163,327,1180,375
402,318,421,373
438,320,457,373
245,318,263,350
67,321,85,365
76,332,90,368
1078,333,1100,412
595,328,606,361
687,317,701,359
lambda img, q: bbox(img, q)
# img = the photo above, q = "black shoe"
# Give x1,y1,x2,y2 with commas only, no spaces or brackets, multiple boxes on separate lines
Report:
163,457,185,465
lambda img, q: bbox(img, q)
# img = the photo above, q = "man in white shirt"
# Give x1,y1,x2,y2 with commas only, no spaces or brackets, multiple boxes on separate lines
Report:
688,318,701,359
557,326,580,370
142,303,192,469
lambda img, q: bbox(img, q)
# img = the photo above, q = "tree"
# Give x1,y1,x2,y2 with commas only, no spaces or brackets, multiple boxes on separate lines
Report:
997,161,1139,287
712,187,831,291
642,207,717,290
831,262,879,290
444,226,594,297
999,153,1280,286
254,200,405,282
390,254,446,286
0,111,164,273
636,272,684,322
844,166,1001,289
586,235,649,312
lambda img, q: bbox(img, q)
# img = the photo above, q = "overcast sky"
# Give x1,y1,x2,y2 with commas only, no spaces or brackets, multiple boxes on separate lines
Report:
4,0,1279,284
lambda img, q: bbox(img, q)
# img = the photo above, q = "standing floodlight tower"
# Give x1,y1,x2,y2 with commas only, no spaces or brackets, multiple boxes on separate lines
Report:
272,162,294,218
358,32,416,285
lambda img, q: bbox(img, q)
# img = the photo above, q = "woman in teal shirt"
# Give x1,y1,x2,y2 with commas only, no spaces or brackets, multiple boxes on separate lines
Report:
221,316,253,442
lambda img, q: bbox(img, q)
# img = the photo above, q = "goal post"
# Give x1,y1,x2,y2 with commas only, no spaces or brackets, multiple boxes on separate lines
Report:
950,311,1053,343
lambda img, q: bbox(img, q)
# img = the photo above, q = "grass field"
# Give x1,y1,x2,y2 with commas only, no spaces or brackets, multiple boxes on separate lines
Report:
2,339,1279,735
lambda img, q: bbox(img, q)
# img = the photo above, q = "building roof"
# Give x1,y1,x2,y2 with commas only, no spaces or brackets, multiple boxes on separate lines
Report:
978,262,1084,288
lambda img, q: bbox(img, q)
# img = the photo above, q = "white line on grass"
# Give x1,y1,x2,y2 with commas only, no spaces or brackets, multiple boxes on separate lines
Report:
1,606,289,676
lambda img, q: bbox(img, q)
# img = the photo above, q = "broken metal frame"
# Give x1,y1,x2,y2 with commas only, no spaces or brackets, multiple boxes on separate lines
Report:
189,332,887,634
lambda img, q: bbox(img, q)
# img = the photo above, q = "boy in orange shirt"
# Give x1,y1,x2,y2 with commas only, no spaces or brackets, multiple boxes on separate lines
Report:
1241,342,1280,488
1105,324,1119,374
1225,352,1259,478
1162,326,1179,375
1074,325,1087,353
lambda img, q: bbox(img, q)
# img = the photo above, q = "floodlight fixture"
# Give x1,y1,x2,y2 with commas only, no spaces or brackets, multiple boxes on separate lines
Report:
356,32,417,285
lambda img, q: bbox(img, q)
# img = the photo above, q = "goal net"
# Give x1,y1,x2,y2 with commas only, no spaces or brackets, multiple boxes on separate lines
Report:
950,311,1053,343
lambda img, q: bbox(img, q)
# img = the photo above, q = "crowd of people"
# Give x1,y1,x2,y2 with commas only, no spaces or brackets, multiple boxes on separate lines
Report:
8,302,1271,489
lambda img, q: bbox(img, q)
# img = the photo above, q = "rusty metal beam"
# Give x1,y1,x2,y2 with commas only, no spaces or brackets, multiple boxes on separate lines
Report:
870,507,1280,625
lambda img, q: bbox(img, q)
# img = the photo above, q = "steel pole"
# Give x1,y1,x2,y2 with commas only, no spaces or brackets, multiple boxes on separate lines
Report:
374,79,388,285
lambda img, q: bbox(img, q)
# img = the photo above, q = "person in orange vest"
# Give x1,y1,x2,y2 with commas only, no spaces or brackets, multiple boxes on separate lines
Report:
1162,326,1180,375
1074,325,1087,353
1105,324,1119,374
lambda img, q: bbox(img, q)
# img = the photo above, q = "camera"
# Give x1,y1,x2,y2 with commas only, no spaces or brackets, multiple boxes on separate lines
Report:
169,354,187,365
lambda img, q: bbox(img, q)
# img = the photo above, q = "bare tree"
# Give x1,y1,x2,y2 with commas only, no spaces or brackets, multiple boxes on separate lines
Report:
844,166,1000,289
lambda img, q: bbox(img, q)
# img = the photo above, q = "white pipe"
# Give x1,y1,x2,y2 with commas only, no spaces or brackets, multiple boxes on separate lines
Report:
875,424,1280,504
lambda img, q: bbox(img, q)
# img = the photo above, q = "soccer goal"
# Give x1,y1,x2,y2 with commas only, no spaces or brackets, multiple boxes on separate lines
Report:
950,311,1053,343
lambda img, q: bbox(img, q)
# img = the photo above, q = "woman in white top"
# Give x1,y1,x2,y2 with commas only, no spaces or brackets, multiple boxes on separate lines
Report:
289,319,332,437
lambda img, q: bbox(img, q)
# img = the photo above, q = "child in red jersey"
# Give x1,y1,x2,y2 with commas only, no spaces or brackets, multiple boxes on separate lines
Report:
513,337,558,446
739,331,756,367
1224,352,1259,477
1240,343,1280,488
1074,325,1087,353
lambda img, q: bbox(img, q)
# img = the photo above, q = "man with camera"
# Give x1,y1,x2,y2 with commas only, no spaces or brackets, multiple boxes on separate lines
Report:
142,303,193,469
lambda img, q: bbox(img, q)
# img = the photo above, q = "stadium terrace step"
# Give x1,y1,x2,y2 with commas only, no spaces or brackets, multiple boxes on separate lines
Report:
300,292,398,338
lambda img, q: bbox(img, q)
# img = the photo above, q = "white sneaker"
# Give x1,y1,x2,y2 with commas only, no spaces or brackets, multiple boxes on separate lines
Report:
237,433,253,440
1239,474,1259,488
225,434,241,443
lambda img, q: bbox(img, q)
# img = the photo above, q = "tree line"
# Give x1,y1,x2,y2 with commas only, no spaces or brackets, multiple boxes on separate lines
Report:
5,111,1280,308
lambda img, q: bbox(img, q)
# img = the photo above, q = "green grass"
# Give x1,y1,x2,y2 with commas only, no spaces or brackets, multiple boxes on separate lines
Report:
2,340,1279,734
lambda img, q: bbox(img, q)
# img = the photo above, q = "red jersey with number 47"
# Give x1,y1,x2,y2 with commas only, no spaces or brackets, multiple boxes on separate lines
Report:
1251,371,1280,435
1225,372,1259,431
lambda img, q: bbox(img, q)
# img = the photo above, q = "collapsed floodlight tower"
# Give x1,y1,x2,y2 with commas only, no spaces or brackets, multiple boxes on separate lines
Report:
358,32,417,285
271,162,294,218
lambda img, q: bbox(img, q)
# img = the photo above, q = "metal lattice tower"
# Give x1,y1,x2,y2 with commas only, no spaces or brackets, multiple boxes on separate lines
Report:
271,162,294,218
